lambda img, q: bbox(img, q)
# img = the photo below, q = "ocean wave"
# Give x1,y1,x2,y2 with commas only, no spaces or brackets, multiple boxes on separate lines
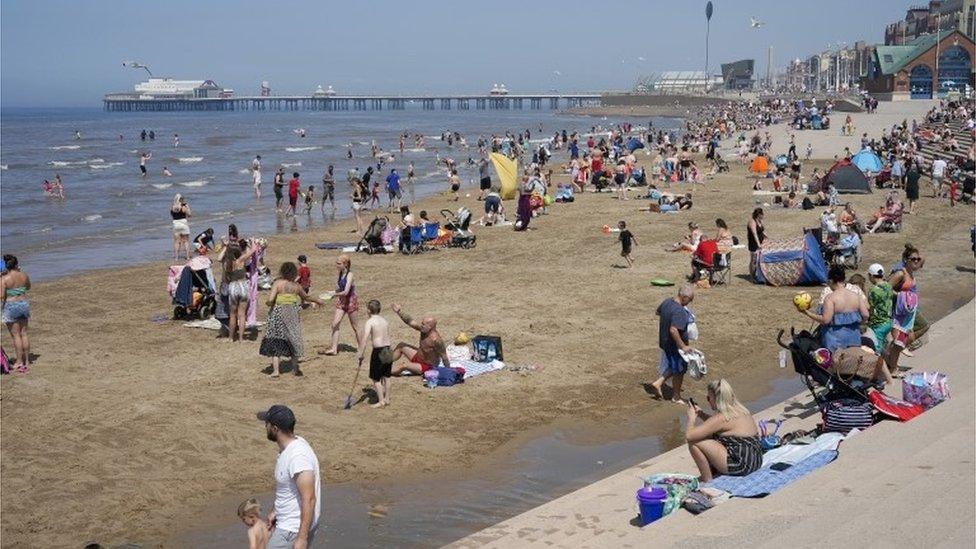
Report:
49,145,81,150
0,165,7,170
238,168,251,174
178,157,203,163
178,180,207,187
83,214,103,222
285,146,321,152
151,183,173,189
406,148,426,152
50,160,90,167
91,162,125,169
281,162,302,167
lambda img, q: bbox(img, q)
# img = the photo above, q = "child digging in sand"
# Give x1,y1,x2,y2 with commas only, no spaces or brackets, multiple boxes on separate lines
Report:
237,498,270,549
357,299,393,408
618,220,637,267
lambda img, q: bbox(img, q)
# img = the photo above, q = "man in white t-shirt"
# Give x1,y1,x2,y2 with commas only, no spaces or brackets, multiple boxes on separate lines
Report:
258,405,320,549
930,157,947,197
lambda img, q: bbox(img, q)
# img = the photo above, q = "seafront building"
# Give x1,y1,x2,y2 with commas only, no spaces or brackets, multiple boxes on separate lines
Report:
884,0,975,45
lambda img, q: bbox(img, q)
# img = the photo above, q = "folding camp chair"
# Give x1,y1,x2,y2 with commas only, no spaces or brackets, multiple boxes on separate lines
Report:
407,226,425,255
705,252,732,285
421,222,441,250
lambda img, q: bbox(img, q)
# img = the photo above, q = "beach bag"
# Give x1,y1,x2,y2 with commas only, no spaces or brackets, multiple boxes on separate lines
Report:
642,473,699,516
868,389,924,422
685,309,699,341
680,349,707,380
472,335,503,362
823,397,874,433
758,419,785,450
0,347,9,375
433,367,465,387
902,371,949,409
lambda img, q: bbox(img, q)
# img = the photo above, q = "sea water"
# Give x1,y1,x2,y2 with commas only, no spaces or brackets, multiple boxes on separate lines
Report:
0,107,681,279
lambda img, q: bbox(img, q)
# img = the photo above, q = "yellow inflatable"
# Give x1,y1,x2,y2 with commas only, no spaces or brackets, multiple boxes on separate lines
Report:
490,152,518,200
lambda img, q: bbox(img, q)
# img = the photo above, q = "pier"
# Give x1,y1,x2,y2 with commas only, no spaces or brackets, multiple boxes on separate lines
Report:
102,93,603,112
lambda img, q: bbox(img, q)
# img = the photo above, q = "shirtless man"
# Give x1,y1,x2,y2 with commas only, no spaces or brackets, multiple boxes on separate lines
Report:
390,303,450,376
358,300,392,408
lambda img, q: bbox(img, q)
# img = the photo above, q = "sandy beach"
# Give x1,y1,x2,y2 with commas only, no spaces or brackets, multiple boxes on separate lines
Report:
2,111,974,547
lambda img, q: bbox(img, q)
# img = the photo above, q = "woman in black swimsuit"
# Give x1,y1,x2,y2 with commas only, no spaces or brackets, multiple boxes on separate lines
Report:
747,207,766,280
684,379,762,482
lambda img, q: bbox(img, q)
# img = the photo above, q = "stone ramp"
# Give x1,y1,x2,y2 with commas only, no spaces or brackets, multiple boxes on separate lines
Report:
447,301,975,548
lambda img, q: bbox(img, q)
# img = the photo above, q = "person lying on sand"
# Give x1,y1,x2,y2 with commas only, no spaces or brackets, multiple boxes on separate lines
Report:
389,303,451,376
638,192,693,213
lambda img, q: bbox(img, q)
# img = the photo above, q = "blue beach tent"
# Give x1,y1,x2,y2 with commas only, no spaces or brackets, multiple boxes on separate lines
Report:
851,149,884,173
753,232,829,286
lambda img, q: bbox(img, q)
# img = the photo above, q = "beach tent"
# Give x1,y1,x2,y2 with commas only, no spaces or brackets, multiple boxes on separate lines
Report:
490,152,518,200
625,137,645,152
825,160,872,194
750,155,769,174
753,232,829,286
851,149,884,173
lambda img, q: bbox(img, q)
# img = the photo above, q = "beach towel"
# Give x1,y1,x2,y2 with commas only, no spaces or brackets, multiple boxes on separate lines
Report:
705,450,838,498
316,242,358,250
760,431,846,468
451,358,505,380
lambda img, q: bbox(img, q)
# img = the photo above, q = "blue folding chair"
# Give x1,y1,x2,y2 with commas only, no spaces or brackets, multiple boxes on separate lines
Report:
407,225,425,254
422,222,440,250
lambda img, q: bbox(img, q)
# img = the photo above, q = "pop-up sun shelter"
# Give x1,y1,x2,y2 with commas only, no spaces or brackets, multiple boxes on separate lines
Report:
851,149,884,173
753,232,829,286
825,160,872,194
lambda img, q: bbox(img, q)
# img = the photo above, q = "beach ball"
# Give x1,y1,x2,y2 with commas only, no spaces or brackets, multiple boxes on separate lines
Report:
544,195,554,206
793,292,812,311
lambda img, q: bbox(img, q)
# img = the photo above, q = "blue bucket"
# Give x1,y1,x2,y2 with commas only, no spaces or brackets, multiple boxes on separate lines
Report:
636,486,668,526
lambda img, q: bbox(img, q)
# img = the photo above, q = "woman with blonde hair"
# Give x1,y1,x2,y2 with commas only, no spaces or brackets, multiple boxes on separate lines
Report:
684,379,762,482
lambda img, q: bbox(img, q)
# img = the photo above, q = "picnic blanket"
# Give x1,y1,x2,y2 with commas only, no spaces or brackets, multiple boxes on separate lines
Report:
452,358,505,380
705,450,838,498
182,318,264,330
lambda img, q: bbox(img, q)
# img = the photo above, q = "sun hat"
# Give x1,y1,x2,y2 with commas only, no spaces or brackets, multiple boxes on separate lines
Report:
867,263,884,277
454,332,471,345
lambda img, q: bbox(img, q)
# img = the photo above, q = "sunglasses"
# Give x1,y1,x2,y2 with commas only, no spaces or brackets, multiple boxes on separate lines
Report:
908,257,922,262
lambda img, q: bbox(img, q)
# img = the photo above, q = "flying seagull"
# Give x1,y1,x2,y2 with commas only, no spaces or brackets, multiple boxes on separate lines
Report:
553,70,562,76
122,61,153,76
750,17,765,28
637,56,646,62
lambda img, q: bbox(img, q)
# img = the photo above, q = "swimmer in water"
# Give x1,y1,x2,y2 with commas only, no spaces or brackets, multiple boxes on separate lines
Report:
162,167,173,177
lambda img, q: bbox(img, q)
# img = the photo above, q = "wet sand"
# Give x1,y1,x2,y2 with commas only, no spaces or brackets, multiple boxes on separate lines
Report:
1,151,973,547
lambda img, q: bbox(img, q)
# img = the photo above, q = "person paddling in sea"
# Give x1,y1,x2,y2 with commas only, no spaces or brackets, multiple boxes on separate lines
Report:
319,254,362,356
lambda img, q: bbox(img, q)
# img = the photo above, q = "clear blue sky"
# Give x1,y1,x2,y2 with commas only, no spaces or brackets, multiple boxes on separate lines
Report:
1,0,909,107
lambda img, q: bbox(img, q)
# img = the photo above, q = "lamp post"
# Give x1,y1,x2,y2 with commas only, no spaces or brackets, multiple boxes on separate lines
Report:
934,12,943,96
704,1,713,93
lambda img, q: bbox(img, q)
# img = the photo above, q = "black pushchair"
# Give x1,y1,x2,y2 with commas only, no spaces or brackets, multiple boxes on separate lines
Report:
776,328,871,408
440,208,477,248
356,216,389,254
170,261,217,321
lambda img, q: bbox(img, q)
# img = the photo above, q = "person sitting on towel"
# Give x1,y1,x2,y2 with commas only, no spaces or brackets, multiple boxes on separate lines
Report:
685,379,762,482
389,303,451,375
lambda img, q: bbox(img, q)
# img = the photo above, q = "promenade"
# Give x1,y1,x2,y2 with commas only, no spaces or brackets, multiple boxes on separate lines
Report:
449,300,975,548
721,99,937,159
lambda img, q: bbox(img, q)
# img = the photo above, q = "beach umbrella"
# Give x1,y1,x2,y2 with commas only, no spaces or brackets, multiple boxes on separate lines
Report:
625,137,645,151
851,149,883,174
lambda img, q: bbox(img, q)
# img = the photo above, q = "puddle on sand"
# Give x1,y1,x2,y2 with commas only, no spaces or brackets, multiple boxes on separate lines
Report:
175,375,804,548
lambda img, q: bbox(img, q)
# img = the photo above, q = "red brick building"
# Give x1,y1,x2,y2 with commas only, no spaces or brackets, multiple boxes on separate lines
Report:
862,29,974,100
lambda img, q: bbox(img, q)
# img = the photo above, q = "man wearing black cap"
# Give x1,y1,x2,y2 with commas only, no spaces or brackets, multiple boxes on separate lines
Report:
257,405,320,548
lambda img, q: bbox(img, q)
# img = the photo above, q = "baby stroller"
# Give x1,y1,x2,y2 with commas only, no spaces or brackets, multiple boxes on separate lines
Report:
169,256,217,320
357,216,389,254
825,231,861,269
777,328,871,408
713,154,730,173
440,207,477,248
